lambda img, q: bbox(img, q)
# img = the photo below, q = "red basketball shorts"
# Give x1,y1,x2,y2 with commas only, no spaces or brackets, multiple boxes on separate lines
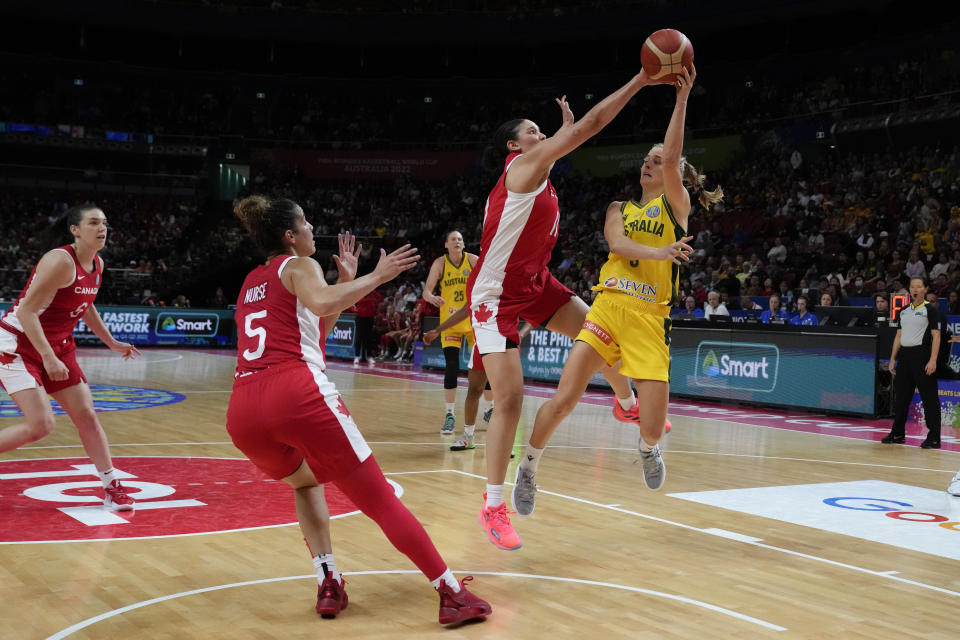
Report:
226,360,372,482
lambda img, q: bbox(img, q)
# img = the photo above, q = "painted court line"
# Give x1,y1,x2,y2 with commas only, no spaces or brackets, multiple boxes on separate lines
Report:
46,570,786,639
444,469,960,600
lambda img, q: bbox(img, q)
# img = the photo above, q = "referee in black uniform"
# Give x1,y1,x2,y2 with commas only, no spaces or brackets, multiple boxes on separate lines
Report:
883,276,942,448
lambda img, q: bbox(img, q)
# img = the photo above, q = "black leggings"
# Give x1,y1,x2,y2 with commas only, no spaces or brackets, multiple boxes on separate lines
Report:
443,347,460,389
891,346,941,439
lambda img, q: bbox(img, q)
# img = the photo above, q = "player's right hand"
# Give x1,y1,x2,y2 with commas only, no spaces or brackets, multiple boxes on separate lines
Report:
42,354,70,381
423,292,445,307
374,245,420,282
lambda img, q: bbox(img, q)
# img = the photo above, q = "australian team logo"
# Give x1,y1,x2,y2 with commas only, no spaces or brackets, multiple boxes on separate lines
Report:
0,385,185,418
646,205,661,218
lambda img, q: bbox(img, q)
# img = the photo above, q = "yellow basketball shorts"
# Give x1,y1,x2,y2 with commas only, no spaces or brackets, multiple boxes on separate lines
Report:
575,292,671,382
440,327,475,353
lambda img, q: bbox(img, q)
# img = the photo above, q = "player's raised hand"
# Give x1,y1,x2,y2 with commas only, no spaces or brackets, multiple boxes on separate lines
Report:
373,244,420,283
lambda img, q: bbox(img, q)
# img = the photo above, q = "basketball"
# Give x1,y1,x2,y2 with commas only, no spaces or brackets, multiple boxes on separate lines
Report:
640,28,694,83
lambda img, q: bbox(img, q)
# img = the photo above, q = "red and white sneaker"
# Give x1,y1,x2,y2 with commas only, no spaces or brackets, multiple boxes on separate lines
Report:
478,494,522,550
437,576,492,625
103,480,135,511
612,401,672,433
316,576,348,618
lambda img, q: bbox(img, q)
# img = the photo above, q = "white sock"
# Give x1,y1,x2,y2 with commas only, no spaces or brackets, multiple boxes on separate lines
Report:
313,553,341,585
464,424,475,437
639,438,656,453
482,399,494,411
445,403,455,415
430,568,460,592
99,468,117,489
485,484,504,508
617,393,637,410
521,444,545,472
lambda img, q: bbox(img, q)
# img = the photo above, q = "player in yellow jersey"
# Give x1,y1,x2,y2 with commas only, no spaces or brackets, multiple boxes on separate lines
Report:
423,231,493,435
512,65,723,517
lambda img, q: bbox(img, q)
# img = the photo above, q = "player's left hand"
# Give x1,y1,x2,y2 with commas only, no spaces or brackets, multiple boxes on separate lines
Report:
675,64,696,100
925,360,937,375
555,95,574,129
333,232,362,282
111,341,142,360
661,236,694,264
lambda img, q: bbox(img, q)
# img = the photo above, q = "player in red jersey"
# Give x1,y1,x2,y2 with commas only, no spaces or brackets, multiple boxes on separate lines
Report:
227,195,491,625
0,204,141,510
468,70,669,551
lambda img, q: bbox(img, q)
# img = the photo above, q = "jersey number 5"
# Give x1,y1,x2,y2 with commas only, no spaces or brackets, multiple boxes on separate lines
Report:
242,310,268,361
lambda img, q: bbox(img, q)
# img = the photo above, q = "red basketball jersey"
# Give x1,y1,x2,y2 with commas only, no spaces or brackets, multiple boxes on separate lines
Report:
0,246,103,352
234,255,326,377
468,152,561,304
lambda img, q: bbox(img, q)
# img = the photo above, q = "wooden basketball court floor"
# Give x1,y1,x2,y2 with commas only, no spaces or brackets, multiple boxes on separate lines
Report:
1,348,958,639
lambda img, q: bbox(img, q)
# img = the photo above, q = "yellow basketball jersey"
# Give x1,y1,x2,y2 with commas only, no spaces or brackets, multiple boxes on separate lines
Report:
592,195,686,308
439,254,472,332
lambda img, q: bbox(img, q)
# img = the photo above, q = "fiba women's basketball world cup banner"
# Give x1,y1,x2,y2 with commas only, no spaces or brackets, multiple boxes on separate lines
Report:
251,149,479,181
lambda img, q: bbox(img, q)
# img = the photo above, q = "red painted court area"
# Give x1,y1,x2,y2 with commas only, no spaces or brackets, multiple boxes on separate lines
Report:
0,457,360,543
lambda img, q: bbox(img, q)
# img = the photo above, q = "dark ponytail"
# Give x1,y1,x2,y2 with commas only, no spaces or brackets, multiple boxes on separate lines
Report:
481,118,525,173
234,195,301,255
42,203,99,250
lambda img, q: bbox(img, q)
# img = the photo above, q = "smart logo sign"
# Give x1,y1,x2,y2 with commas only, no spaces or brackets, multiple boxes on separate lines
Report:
0,457,393,543
669,480,960,561
156,312,219,337
324,317,357,359
694,341,779,392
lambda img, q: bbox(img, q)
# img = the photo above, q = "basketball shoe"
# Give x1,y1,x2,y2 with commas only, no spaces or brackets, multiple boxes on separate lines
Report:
103,480,135,511
948,472,960,497
316,576,348,618
511,464,537,516
639,441,666,491
613,401,671,433
478,494,522,550
481,406,494,426
450,434,475,451
441,413,456,434
437,576,492,625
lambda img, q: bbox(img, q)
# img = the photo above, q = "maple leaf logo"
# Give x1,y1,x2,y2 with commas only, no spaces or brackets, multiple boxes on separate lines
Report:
0,352,15,366
334,396,351,418
473,303,493,324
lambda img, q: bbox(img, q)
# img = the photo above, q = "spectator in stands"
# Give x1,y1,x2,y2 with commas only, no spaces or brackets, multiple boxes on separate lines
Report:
819,291,834,309
848,275,869,298
874,292,890,321
930,253,951,280
767,237,787,264
905,249,927,280
679,295,704,318
740,297,763,313
931,273,950,298
760,294,788,323
761,278,776,296
778,280,795,310
856,226,875,251
948,290,960,315
789,295,818,325
209,287,229,308
703,290,729,318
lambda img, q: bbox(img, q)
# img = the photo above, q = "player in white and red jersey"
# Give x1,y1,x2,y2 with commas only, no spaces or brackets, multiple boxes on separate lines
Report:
0,204,141,510
468,70,668,551
226,195,491,625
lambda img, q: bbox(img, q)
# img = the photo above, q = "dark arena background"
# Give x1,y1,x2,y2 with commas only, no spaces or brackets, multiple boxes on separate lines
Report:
1,1,958,638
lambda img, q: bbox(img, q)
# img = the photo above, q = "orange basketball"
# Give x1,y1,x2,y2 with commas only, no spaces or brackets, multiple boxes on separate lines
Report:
640,28,694,83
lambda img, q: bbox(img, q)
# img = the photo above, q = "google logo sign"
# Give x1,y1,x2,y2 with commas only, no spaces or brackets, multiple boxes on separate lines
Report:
823,497,959,532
